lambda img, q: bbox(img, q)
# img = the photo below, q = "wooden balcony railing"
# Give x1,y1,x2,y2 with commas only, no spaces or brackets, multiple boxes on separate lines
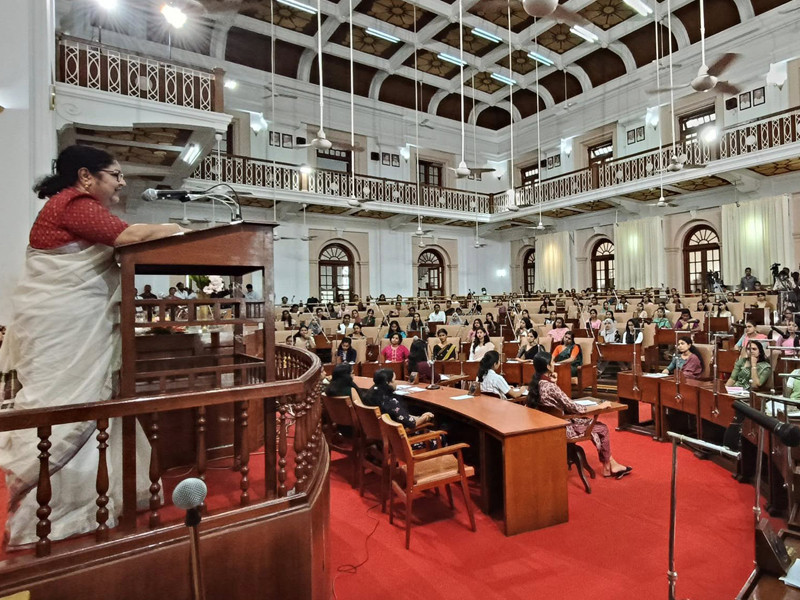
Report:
719,106,800,159
57,35,220,112
0,344,323,559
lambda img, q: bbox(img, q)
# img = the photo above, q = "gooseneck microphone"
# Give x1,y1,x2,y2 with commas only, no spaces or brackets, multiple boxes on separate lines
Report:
732,400,800,447
173,478,208,600
141,188,199,202
142,183,243,222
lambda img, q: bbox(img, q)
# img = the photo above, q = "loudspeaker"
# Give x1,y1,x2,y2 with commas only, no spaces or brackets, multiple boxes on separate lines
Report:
725,98,738,110
296,136,307,145
370,152,380,161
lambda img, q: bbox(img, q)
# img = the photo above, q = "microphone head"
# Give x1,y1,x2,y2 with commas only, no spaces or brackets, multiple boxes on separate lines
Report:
141,188,158,202
781,424,800,447
172,477,208,510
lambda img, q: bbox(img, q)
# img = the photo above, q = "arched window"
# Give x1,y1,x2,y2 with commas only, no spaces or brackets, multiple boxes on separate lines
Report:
591,240,615,291
418,250,445,298
319,244,354,303
683,226,721,292
523,248,536,295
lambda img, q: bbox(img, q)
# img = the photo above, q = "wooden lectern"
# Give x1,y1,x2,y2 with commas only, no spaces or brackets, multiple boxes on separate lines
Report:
116,222,275,523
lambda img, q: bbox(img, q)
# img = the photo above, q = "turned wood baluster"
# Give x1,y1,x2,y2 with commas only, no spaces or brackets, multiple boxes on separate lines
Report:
293,395,307,492
95,418,110,543
147,414,162,528
36,426,52,558
278,399,288,497
239,400,250,506
196,406,207,511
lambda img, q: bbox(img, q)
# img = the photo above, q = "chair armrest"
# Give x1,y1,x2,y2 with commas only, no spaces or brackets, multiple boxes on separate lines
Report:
409,430,448,444
409,422,434,434
413,443,470,461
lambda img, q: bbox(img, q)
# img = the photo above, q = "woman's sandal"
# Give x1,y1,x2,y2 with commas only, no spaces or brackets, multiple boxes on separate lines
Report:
603,466,633,480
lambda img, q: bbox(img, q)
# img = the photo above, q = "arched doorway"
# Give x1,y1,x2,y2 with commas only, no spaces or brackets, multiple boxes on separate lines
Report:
318,243,354,303
683,225,721,292
418,249,445,298
523,248,535,295
591,239,615,291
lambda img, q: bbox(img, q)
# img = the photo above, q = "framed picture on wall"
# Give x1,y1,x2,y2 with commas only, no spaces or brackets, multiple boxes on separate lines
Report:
753,87,765,106
391,154,400,167
281,133,293,148
547,156,553,169
739,91,751,110
382,152,390,165
269,131,280,146
553,155,561,168
627,129,635,144
635,126,645,142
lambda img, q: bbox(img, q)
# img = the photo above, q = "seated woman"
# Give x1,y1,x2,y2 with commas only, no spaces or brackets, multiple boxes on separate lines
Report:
552,331,583,377
483,312,500,337
652,307,672,329
527,352,632,479
325,363,362,405
292,325,317,350
727,340,772,391
518,310,533,331
662,336,704,380
695,300,707,312
407,313,425,333
710,302,732,318
350,323,367,340
538,298,554,314
432,328,457,360
586,309,602,331
620,319,643,344
636,302,648,320
407,339,439,384
517,329,546,361
753,292,772,311
384,320,407,339
363,368,434,429
476,350,526,400
735,320,767,353
280,309,295,330
361,308,376,327
381,332,410,363
335,336,358,364
544,310,557,326
448,308,465,325
467,318,484,341
674,309,699,331
549,317,569,344
772,320,800,356
469,327,495,362
604,310,616,323
600,319,619,343
350,309,361,325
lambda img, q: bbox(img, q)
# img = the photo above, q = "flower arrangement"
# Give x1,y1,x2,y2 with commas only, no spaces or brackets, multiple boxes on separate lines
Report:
203,275,225,295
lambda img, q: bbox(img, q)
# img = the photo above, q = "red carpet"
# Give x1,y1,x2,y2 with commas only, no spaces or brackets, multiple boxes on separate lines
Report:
328,414,763,600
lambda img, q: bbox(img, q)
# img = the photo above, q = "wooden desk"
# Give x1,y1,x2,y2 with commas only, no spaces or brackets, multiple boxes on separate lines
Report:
659,376,703,438
698,384,738,439
354,377,569,535
503,361,523,385
596,343,640,363
738,529,800,599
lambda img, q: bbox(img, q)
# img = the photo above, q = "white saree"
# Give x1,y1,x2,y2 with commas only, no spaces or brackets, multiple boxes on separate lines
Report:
0,243,151,548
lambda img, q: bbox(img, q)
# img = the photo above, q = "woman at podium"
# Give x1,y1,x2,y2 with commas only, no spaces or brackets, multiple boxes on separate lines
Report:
0,146,185,549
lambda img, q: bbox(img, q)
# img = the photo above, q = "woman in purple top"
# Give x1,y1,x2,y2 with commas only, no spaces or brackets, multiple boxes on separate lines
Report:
662,336,704,379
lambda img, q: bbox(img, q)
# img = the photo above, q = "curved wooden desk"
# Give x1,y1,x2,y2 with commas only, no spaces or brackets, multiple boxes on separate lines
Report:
355,377,568,535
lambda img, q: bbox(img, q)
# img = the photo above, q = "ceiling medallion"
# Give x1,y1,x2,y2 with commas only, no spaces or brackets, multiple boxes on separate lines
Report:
368,0,417,29
579,0,634,30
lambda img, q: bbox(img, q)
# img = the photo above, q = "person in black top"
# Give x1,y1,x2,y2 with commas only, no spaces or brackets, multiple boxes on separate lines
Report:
335,336,358,364
325,363,362,400
362,368,433,429
517,329,546,361
484,312,499,337
432,328,457,360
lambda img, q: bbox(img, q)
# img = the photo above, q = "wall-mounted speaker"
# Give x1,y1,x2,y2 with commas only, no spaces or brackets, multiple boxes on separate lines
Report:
370,152,380,161
725,98,738,110
296,136,307,145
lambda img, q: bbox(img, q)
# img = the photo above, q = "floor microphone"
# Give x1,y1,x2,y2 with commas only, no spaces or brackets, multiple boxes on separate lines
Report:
732,400,800,447
173,478,208,600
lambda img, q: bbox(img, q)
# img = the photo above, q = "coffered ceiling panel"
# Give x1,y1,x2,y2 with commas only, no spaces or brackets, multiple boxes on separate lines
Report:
578,0,635,30
356,0,436,30
536,24,584,54
353,209,393,218
405,50,460,79
468,3,534,32
623,188,679,201
749,157,800,176
466,72,505,94
671,175,730,191
496,49,537,76
240,0,323,35
434,23,500,57
305,205,351,214
330,24,403,59
573,200,614,211
543,208,582,218
420,216,451,224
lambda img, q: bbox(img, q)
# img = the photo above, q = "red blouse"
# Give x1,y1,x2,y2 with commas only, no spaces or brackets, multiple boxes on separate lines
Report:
29,188,129,250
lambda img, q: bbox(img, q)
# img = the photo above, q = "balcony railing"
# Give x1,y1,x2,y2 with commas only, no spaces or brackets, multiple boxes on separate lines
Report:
719,107,800,159
57,36,219,112
193,154,493,214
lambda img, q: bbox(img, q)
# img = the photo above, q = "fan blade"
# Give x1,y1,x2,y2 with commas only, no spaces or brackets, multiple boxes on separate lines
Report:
552,6,590,27
275,236,298,241
334,143,366,153
714,80,741,96
469,167,496,175
646,84,690,94
707,53,740,77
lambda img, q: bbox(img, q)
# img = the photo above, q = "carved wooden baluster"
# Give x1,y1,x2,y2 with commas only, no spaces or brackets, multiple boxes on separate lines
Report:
293,395,307,492
278,398,288,497
196,406,207,511
95,418,110,543
36,426,52,557
238,400,251,505
148,414,161,528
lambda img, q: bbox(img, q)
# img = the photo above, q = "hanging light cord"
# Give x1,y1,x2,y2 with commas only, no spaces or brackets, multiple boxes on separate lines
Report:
459,0,465,165
271,0,278,222
507,4,514,210
414,4,422,230
317,0,325,136
654,2,665,197
349,0,356,199
534,18,543,225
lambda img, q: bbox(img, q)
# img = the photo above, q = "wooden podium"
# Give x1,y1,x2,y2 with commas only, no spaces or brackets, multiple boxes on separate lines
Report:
116,222,276,517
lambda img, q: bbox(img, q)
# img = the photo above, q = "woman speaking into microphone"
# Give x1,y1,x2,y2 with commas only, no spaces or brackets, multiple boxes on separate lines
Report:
0,145,186,548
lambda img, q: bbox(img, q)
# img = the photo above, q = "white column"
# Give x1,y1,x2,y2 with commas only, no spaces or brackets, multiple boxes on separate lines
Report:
0,0,56,322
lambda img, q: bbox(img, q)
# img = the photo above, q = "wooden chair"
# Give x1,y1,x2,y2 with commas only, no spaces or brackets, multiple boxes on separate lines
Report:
321,393,359,487
574,338,598,395
380,414,476,549
538,404,598,494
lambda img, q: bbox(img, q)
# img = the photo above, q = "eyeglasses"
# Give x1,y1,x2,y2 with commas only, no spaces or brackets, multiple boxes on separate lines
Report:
100,170,125,182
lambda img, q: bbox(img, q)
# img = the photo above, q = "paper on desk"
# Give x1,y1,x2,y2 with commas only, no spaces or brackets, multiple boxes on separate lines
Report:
450,394,473,400
394,390,411,396
575,399,598,406
726,386,745,395
779,559,800,589
439,375,451,380
643,373,669,378
506,360,519,363
405,387,425,393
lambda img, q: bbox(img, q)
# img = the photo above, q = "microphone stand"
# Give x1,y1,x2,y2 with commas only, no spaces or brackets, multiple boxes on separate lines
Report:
425,342,440,390
666,431,740,600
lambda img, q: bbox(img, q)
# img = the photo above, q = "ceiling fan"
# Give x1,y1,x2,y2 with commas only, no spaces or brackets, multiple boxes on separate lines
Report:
649,197,678,208
274,230,298,241
476,0,590,26
412,224,434,238
298,0,332,151
524,219,554,231
418,119,435,131
262,91,298,101
648,0,740,95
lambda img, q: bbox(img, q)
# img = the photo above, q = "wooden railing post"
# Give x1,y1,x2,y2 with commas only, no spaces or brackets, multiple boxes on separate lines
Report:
277,398,288,497
95,418,110,543
264,398,277,499
238,400,250,506
148,414,161,528
36,426,53,557
196,406,207,512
